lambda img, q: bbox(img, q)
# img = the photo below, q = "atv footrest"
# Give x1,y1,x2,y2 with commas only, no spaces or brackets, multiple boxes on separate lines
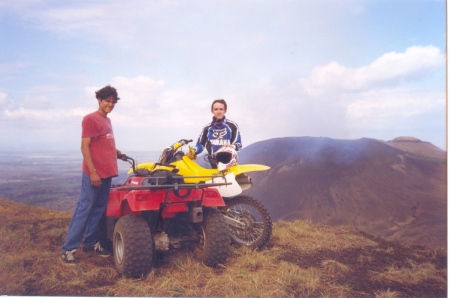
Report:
169,235,200,249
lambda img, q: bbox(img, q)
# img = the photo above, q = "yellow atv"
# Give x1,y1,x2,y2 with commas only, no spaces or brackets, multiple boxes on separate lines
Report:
131,139,272,249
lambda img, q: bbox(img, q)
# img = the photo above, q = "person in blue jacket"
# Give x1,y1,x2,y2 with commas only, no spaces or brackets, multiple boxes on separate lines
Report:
187,99,242,168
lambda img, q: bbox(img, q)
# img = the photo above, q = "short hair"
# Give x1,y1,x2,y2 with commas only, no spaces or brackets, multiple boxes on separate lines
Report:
211,99,227,112
95,85,120,101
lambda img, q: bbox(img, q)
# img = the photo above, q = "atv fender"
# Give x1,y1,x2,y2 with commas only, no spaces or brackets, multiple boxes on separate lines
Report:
106,189,129,216
202,188,226,207
231,164,270,176
206,172,243,197
106,190,161,217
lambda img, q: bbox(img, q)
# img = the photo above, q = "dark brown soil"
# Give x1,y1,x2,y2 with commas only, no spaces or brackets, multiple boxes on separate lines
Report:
276,232,447,297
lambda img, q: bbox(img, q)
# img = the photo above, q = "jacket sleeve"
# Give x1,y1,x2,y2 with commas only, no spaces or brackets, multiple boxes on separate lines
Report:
193,125,209,155
227,119,242,151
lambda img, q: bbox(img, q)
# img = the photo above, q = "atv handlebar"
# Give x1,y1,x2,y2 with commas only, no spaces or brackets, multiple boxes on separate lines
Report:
119,139,193,174
118,154,137,172
171,139,192,152
155,139,193,165
117,153,128,161
178,139,193,146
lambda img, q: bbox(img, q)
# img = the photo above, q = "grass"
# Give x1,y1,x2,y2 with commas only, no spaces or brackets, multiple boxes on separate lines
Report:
373,261,446,284
0,198,446,297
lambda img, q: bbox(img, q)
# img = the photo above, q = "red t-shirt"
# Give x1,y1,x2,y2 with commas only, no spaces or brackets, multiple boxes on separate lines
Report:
81,111,118,178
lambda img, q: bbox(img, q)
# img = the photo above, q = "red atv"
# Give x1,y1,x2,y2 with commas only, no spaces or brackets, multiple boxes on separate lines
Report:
103,155,231,277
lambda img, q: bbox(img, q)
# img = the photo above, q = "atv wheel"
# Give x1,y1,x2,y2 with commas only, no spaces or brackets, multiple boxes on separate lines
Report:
193,208,230,267
222,195,272,249
113,214,154,278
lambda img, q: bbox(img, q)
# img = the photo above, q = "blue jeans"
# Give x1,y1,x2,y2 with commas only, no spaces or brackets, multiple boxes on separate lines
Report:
62,172,112,251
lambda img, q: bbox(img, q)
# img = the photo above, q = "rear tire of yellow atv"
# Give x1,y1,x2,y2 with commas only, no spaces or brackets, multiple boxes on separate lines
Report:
222,195,272,250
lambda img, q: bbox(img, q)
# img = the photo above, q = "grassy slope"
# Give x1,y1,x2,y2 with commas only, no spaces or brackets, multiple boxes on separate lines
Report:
0,199,446,297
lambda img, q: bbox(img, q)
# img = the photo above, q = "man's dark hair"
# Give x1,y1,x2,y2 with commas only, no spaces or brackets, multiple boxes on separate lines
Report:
95,85,120,101
211,99,227,111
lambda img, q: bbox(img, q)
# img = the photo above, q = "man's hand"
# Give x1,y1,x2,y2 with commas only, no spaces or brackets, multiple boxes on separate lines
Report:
81,137,102,187
117,150,127,161
186,146,196,159
90,170,102,187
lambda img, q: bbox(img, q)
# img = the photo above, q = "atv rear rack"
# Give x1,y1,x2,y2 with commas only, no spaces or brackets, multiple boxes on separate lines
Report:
114,181,230,191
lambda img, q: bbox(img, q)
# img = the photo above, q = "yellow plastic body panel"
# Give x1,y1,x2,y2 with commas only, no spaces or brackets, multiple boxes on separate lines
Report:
130,156,270,184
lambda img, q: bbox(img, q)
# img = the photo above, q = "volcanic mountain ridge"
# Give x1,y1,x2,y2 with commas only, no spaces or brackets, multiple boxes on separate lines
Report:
238,136,446,248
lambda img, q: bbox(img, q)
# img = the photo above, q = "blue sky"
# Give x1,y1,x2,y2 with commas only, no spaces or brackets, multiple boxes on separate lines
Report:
0,0,446,152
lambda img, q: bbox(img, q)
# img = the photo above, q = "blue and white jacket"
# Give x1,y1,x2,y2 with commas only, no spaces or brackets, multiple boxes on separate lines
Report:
193,117,242,156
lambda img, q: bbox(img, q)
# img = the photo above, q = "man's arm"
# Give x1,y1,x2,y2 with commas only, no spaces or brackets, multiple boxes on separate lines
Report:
227,120,242,151
81,137,102,187
188,126,208,158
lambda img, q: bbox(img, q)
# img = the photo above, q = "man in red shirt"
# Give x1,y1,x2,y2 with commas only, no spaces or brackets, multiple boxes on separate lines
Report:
61,85,123,264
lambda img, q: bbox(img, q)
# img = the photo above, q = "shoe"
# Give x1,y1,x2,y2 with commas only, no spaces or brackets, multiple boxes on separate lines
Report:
60,249,77,265
82,241,110,257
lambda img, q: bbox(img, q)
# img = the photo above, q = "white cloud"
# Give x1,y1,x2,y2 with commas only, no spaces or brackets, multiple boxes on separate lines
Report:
0,1,168,44
346,89,444,126
245,45,446,146
110,76,165,108
0,62,33,75
0,90,90,123
0,92,10,107
3,106,90,121
301,45,444,94
351,5,365,15
22,95,50,109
